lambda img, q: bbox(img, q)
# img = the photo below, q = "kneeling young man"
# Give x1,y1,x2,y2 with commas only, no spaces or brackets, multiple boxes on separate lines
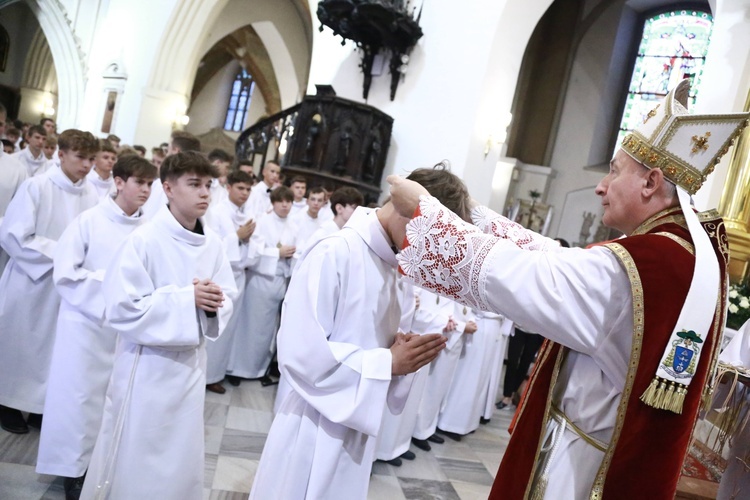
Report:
81,151,237,500
250,165,470,499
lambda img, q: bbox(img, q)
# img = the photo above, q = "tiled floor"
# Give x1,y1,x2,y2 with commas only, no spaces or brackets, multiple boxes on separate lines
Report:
0,382,512,500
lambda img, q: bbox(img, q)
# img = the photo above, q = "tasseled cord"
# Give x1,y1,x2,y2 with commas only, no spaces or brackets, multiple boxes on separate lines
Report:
640,377,686,414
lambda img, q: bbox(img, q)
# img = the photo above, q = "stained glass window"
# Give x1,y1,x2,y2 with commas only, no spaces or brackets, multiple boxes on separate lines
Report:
224,69,255,132
616,10,713,149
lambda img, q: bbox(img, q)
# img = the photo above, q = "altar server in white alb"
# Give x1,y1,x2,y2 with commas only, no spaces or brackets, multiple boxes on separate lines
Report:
86,139,117,201
0,130,99,435
246,161,280,220
36,155,156,498
203,169,260,394
411,291,476,448
303,186,364,252
289,175,308,216
141,131,201,219
227,185,297,384
438,308,507,435
374,286,440,464
0,130,28,276
80,151,236,500
250,166,469,500
291,186,325,266
12,124,51,177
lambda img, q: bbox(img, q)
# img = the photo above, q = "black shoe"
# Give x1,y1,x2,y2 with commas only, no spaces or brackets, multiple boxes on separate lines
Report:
400,450,416,460
259,375,278,387
26,413,43,429
0,406,28,434
226,375,241,387
427,433,444,444
411,437,431,451
436,428,462,441
63,474,85,500
480,417,491,425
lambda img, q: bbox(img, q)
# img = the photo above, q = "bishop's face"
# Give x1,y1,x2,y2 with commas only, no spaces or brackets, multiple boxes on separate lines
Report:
595,150,648,236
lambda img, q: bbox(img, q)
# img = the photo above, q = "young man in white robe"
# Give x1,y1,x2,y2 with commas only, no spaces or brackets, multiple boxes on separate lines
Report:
291,186,325,266
246,161,280,220
0,140,28,276
141,131,201,219
36,155,157,498
80,150,236,500
208,148,231,208
0,129,100,435
250,165,471,500
437,308,506,435
272,186,366,413
408,291,475,449
12,124,51,177
302,186,364,253
374,287,451,464
289,175,308,216
86,139,117,201
203,170,259,394
227,185,296,385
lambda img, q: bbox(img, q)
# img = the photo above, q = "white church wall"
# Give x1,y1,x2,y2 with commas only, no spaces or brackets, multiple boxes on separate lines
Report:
305,0,553,205
692,0,750,211
199,0,311,107
186,60,241,137
542,0,629,238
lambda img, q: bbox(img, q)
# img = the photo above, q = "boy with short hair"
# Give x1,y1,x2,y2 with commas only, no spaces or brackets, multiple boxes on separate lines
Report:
291,186,325,259
151,146,165,170
43,135,57,160
36,155,157,498
142,131,201,218
208,148,232,208
304,186,364,250
0,129,100,434
12,124,50,177
250,165,469,499
204,170,259,393
5,127,20,151
87,139,118,200
289,175,307,215
246,161,280,220
80,150,237,499
227,186,296,385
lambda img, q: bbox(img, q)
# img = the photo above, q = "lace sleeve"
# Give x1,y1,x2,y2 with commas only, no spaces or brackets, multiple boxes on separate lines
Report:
470,205,559,252
398,196,502,312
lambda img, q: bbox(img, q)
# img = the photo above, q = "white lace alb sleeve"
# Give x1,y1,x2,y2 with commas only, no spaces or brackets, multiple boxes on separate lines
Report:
470,205,559,252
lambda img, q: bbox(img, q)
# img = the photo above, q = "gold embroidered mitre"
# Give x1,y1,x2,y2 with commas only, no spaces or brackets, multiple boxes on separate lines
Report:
621,79,750,195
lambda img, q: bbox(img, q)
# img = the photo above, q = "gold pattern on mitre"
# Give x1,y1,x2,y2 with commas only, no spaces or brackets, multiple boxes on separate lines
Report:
645,104,660,123
620,79,750,195
691,132,711,154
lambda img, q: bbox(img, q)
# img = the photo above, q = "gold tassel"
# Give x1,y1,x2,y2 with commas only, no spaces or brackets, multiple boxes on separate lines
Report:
661,382,675,410
531,477,548,500
671,385,686,414
654,380,669,409
640,378,660,406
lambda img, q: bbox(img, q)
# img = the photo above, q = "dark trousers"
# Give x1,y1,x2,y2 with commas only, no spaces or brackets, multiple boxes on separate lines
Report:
502,327,544,398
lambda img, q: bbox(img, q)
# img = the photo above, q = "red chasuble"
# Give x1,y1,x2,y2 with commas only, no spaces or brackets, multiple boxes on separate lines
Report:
490,208,728,500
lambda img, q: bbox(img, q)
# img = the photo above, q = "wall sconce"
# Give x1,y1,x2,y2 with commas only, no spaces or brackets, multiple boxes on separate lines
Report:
40,95,55,117
172,103,190,128
484,112,513,158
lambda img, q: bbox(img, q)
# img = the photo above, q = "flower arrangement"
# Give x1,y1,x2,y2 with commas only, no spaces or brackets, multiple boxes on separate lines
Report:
726,283,750,330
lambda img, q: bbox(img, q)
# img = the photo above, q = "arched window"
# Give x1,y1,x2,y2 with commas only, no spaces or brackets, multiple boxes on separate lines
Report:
616,9,713,148
224,68,255,132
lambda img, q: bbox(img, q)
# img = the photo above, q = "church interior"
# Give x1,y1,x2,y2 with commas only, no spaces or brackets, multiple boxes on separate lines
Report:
1,0,750,498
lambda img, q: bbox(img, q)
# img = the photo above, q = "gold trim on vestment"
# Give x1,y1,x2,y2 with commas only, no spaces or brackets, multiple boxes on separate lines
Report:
631,207,685,236
550,405,607,453
590,243,646,499
654,232,694,255
524,347,566,500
